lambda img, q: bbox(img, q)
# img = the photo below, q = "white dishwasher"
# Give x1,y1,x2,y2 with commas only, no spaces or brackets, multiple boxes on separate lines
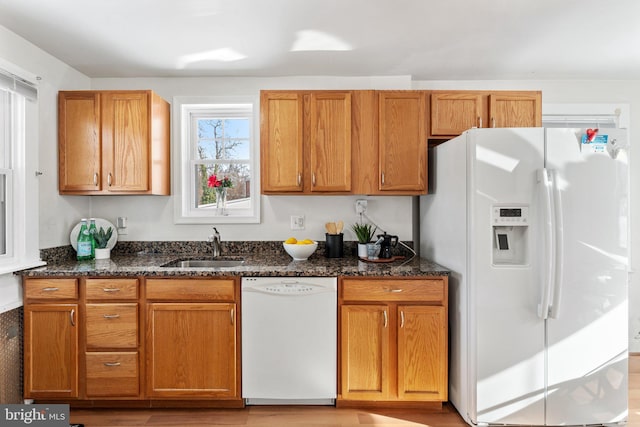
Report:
241,277,337,405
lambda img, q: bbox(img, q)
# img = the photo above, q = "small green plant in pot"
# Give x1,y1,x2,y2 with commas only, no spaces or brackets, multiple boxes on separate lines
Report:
94,226,113,259
351,223,377,258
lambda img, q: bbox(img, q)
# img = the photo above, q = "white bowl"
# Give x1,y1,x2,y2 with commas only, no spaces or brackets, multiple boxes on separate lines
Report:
283,241,318,261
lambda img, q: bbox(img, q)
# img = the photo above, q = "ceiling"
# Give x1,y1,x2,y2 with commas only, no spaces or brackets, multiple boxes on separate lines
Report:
1,0,639,80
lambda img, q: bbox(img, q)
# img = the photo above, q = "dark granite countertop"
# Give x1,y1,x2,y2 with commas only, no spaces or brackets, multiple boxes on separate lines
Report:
18,241,450,278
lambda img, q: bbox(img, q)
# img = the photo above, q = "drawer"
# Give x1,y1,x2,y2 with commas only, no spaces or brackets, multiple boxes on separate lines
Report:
86,352,139,397
86,278,138,300
341,278,445,303
24,278,78,300
146,278,236,301
86,303,138,349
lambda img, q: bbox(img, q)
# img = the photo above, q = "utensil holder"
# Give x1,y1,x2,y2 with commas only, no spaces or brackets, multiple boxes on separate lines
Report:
325,233,344,258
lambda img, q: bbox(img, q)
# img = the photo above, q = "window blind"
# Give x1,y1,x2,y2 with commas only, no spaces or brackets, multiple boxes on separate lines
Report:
0,68,37,101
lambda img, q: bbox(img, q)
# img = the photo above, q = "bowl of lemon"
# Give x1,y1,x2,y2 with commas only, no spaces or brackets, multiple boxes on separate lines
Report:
283,237,318,261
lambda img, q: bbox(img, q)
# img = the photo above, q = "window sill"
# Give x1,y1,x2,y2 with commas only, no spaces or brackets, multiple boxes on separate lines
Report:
0,260,46,276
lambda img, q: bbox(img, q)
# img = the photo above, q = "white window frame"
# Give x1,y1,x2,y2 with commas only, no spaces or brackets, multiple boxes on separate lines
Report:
0,82,43,276
173,96,260,224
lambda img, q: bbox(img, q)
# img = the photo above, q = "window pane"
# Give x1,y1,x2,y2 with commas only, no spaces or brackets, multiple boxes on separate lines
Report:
197,118,250,160
193,163,251,210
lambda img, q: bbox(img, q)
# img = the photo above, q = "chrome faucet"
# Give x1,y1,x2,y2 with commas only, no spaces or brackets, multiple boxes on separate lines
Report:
209,227,221,258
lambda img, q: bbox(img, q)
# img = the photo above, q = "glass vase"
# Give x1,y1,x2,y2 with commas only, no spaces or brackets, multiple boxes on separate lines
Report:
215,187,228,215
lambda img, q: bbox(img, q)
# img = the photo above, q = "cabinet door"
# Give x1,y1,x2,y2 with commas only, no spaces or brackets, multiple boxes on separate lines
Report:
260,92,304,192
378,91,427,192
430,92,483,136
309,92,352,192
397,305,447,401
101,91,150,192
340,304,390,400
489,93,542,128
147,303,238,398
58,91,102,192
24,304,78,398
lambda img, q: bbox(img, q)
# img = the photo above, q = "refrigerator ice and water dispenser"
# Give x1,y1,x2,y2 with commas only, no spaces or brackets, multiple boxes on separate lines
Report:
491,205,529,266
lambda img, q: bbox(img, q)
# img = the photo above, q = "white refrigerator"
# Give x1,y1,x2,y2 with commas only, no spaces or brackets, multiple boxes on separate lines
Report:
420,128,629,426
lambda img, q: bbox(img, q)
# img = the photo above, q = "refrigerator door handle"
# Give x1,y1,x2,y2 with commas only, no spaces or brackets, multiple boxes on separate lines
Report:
549,169,564,319
537,168,556,320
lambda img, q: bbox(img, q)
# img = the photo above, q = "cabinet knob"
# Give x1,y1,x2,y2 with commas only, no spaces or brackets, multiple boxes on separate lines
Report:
107,173,112,187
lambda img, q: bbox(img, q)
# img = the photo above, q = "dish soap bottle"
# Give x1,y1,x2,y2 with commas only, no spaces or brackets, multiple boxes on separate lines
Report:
76,219,93,261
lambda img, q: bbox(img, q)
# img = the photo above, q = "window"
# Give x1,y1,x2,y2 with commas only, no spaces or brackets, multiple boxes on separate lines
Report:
0,65,42,275
173,97,260,224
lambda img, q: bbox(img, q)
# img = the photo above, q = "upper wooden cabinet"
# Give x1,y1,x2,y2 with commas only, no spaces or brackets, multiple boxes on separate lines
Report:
377,91,427,193
260,91,352,194
429,90,542,138
261,90,428,196
58,90,170,195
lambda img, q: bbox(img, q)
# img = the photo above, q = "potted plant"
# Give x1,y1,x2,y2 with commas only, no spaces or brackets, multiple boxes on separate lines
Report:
351,222,377,258
93,226,113,259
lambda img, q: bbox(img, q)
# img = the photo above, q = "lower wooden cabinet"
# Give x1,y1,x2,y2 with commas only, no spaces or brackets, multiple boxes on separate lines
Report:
24,302,79,398
338,277,448,405
146,303,237,398
22,276,240,405
145,278,240,401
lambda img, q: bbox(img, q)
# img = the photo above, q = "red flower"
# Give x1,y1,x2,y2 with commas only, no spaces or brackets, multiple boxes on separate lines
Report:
208,175,221,188
207,175,233,188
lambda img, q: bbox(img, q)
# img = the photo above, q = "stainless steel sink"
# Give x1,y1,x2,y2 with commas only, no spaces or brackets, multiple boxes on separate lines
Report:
161,258,245,268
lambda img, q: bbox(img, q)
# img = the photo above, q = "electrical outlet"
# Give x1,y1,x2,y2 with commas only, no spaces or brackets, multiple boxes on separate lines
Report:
355,199,367,214
290,215,305,230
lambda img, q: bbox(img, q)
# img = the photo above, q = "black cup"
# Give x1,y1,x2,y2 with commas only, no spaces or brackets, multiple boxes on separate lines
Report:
325,233,344,258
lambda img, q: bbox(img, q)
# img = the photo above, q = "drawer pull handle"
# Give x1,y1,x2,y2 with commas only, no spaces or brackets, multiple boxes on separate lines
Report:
42,287,59,292
103,314,120,319
231,308,235,325
103,362,121,367
400,310,405,328
386,288,403,293
383,309,388,328
70,309,75,326
102,288,121,293
107,172,113,186
93,172,99,186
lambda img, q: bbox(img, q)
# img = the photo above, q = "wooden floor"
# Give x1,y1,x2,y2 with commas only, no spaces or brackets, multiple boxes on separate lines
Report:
70,354,640,427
